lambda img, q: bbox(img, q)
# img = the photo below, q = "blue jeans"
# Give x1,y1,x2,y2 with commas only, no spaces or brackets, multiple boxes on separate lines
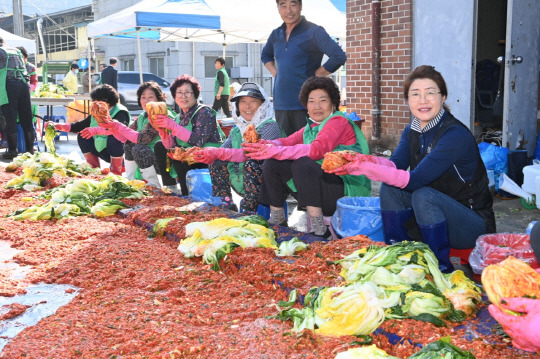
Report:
379,184,486,249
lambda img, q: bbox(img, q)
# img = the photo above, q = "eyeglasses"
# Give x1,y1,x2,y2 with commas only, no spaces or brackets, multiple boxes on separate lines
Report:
408,90,441,102
175,91,194,98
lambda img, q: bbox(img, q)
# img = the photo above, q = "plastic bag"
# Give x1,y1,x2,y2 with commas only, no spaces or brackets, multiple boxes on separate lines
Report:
186,169,221,206
478,142,508,191
469,233,540,274
331,197,384,241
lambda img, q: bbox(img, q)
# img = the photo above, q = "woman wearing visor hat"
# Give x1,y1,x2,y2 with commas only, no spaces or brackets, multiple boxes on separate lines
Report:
192,83,283,213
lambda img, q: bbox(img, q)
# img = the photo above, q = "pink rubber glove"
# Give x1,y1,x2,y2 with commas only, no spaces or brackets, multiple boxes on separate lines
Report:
52,122,71,132
328,161,410,188
259,139,284,146
244,143,311,161
152,114,191,142
192,148,246,164
342,152,396,168
107,121,139,143
489,297,540,352
80,127,111,139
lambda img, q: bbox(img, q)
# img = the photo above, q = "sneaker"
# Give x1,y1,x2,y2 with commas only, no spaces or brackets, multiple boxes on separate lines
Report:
0,140,7,149
2,150,18,159
309,227,333,240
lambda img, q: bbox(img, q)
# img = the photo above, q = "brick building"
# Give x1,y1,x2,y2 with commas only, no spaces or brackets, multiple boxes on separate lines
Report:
346,0,540,155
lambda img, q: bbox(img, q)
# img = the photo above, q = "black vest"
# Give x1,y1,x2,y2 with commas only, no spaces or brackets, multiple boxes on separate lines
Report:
407,113,496,233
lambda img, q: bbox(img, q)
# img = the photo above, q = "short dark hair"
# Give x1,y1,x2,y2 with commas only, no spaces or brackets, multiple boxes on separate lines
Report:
215,57,225,66
16,46,27,58
90,84,119,107
403,65,449,111
170,74,201,100
137,81,167,107
276,0,302,4
71,63,79,70
109,57,118,65
299,76,341,110
0,37,4,45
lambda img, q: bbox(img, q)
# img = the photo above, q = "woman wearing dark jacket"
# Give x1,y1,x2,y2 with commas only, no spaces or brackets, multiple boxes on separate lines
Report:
328,65,495,273
49,84,129,175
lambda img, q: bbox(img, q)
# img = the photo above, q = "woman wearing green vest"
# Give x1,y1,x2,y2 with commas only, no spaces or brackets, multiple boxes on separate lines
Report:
49,84,129,175
96,81,176,188
243,76,370,238
192,82,283,213
152,74,225,195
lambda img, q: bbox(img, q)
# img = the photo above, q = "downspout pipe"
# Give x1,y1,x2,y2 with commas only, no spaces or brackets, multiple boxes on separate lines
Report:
371,0,382,140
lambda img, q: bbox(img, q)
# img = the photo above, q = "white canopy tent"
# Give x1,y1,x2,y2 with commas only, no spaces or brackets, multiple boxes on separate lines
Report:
87,0,345,81
0,28,37,55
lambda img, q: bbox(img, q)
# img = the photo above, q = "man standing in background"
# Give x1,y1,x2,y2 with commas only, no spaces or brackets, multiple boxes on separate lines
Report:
261,0,347,136
0,37,33,158
63,63,79,94
212,57,231,118
101,57,118,90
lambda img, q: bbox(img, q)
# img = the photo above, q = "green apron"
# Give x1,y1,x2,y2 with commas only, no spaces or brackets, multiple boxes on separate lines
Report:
133,108,176,180
226,119,276,195
169,105,225,179
287,111,371,197
0,47,28,106
214,67,230,96
89,103,130,152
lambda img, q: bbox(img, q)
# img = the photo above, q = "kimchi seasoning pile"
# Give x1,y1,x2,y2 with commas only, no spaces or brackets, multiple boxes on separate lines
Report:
0,169,535,358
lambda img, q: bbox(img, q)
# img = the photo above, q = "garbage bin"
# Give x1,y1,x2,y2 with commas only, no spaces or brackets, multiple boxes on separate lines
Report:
186,169,221,206
331,197,384,242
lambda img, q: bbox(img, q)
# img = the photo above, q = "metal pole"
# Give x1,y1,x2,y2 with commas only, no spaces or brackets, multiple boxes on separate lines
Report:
136,28,143,84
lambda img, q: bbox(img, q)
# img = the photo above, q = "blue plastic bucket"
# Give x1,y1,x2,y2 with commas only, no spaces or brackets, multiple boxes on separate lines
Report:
331,196,384,242
186,169,222,206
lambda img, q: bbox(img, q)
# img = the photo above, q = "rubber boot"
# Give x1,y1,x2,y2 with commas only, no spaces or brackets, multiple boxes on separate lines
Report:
110,156,124,176
140,165,161,188
419,220,454,273
381,209,414,245
124,159,137,180
2,133,19,159
83,153,100,168
24,131,35,155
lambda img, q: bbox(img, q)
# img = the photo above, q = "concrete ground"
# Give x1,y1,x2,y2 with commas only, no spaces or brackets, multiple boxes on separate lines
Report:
1,131,537,236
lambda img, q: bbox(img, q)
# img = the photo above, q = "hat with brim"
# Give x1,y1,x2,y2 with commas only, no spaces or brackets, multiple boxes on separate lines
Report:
231,82,265,102
530,221,540,262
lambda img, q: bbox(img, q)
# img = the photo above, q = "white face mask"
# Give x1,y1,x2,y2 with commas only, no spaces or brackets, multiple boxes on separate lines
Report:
74,69,79,74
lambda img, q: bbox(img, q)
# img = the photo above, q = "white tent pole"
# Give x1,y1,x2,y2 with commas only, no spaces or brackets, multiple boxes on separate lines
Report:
136,28,143,84
222,33,226,58
87,37,92,93
192,41,195,76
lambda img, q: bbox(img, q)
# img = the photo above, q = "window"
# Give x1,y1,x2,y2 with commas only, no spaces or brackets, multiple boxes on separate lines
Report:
204,56,233,78
149,57,164,77
122,59,134,71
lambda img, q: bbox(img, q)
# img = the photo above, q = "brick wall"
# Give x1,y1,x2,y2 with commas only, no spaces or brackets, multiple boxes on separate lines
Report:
347,0,413,150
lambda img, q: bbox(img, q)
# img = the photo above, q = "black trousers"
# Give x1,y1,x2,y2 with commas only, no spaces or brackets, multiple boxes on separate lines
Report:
154,141,207,195
77,134,124,162
212,95,231,118
258,157,345,217
274,109,308,137
1,79,33,135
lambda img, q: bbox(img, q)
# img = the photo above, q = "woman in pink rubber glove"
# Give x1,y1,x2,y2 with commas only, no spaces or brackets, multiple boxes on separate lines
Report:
243,76,370,237
96,82,177,188
149,75,225,195
325,66,495,273
47,84,129,175
191,83,283,213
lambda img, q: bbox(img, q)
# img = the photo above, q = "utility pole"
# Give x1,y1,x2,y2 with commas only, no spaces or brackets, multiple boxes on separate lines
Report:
12,0,24,36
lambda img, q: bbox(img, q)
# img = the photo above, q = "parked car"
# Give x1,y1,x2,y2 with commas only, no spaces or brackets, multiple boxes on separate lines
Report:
92,71,174,110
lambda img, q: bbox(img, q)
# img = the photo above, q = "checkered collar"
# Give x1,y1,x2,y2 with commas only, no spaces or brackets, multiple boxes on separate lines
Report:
411,109,445,133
